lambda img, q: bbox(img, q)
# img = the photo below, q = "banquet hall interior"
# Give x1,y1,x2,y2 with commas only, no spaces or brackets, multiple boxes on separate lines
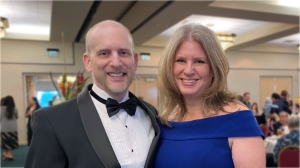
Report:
0,1,299,167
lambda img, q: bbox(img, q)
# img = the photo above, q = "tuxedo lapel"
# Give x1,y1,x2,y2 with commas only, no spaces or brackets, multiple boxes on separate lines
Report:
137,99,160,168
77,84,120,168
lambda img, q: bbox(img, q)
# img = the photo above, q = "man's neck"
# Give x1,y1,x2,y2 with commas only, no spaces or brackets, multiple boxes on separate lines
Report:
93,83,128,102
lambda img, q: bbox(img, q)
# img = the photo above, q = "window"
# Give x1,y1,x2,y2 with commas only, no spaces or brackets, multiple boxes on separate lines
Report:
37,91,60,107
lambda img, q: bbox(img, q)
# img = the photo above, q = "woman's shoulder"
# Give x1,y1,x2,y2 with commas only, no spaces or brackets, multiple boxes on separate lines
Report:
218,102,249,115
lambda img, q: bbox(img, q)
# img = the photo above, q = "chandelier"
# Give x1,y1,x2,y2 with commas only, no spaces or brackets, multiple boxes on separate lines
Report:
0,17,9,38
205,24,236,50
215,33,236,50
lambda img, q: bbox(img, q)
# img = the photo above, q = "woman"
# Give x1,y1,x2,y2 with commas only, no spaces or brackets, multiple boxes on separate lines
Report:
25,97,41,146
251,102,261,116
155,23,265,167
1,96,19,160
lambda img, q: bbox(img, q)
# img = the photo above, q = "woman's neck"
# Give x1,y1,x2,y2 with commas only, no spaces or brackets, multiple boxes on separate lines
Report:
183,97,205,121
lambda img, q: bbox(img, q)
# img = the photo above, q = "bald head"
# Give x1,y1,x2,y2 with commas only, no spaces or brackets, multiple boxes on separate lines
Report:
85,20,134,54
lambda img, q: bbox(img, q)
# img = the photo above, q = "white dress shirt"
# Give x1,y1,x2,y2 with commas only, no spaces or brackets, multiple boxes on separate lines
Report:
90,84,155,168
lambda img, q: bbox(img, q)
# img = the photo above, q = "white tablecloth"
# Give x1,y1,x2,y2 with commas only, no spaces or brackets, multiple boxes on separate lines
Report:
265,135,281,153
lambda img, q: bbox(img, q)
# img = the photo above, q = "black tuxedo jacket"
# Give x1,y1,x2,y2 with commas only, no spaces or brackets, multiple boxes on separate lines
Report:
25,84,160,168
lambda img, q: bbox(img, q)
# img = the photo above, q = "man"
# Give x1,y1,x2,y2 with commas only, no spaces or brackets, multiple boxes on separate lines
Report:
273,111,289,135
25,20,160,168
271,93,287,115
242,92,251,109
280,90,292,115
273,115,300,164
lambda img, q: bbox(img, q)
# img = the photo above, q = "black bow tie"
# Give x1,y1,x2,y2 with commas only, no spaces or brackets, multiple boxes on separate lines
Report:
90,89,137,117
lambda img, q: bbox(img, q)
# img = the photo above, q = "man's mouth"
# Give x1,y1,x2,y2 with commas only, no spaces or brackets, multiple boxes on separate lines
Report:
107,72,126,77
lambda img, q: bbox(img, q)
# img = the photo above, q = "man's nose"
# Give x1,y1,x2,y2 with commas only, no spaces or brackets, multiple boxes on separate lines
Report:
110,52,122,68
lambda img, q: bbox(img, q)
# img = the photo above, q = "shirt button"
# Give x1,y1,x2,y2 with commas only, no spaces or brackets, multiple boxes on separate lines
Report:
125,125,128,128
131,149,134,152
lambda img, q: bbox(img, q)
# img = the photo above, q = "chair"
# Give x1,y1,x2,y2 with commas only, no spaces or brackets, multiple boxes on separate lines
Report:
260,124,267,136
278,145,299,168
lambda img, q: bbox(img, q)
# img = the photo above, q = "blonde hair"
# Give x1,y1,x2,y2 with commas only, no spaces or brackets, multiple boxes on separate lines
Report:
158,23,237,125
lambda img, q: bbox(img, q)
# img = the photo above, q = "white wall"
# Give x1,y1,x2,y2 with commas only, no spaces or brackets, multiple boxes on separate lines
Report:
227,50,299,109
1,39,299,144
1,39,89,144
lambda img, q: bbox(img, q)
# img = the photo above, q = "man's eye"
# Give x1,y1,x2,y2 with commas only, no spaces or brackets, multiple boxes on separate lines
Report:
99,51,108,56
120,51,130,55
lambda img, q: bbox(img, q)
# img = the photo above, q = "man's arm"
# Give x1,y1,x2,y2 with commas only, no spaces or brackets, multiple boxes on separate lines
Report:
273,138,284,164
25,110,67,168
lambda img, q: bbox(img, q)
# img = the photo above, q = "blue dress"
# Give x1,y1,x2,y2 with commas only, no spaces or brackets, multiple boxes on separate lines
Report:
154,110,264,168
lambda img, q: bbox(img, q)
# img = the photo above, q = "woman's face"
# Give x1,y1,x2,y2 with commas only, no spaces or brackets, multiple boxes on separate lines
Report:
29,98,35,106
252,104,257,109
173,40,212,100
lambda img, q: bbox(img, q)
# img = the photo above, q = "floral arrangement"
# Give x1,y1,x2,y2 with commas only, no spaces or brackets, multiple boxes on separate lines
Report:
49,32,89,103
50,71,89,102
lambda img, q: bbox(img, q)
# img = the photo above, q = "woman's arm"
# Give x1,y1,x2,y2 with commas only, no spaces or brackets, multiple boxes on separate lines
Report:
25,107,32,117
231,137,265,168
15,108,18,119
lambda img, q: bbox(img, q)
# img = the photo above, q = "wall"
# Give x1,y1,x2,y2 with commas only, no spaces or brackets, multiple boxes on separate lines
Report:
1,39,299,144
226,50,299,110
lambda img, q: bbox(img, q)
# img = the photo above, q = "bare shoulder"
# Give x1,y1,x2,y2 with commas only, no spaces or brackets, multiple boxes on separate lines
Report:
222,102,249,114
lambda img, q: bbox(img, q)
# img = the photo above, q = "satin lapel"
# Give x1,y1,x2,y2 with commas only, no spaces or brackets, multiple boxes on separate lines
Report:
137,99,160,168
77,84,120,168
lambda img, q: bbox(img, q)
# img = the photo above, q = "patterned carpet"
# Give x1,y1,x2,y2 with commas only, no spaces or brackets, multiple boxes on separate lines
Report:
1,145,28,168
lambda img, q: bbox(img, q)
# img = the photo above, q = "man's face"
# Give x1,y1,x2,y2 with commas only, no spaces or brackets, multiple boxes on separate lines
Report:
279,112,288,125
83,25,138,99
244,93,250,101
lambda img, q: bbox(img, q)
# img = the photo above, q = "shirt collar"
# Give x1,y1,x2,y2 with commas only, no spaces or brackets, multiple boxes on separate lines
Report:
91,83,129,103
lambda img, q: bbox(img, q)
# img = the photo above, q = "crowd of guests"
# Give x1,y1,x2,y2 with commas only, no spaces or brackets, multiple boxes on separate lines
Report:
237,90,299,167
1,95,41,161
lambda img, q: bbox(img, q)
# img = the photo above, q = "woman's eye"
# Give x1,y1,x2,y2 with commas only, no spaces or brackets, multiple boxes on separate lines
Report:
196,60,205,64
175,59,185,63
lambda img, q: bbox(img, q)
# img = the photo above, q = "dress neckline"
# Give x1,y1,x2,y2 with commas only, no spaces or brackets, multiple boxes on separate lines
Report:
168,110,251,124
159,110,264,140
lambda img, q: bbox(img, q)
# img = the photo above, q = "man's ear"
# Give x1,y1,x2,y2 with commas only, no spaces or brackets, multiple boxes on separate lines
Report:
134,52,138,70
83,53,92,72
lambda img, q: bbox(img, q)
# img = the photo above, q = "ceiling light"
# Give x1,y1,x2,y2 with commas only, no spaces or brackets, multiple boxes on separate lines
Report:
216,33,236,50
0,17,9,38
278,0,300,8
206,24,236,50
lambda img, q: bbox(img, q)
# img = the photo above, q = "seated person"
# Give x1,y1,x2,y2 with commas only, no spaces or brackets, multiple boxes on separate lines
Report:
267,117,276,137
273,115,300,164
273,111,289,135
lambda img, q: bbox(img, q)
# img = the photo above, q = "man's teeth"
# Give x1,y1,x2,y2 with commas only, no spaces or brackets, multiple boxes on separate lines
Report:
109,73,124,77
183,79,196,83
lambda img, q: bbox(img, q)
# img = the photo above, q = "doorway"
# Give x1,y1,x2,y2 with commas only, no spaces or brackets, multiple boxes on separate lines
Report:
260,76,292,109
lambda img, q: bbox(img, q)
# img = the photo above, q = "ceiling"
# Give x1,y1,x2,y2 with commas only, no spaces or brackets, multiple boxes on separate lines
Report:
1,0,299,51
